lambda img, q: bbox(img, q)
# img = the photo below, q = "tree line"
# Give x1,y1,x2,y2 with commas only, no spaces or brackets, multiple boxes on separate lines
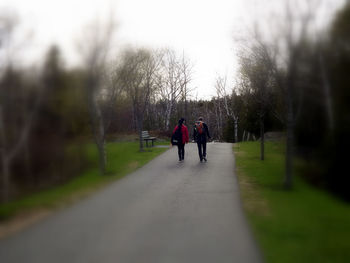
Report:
0,13,236,202
234,1,350,201
1,2,349,202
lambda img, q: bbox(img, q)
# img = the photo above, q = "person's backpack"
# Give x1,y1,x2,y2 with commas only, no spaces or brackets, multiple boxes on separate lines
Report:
171,125,182,145
195,121,204,135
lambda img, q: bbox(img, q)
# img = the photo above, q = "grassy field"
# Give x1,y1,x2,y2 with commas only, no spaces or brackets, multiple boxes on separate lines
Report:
234,141,350,263
0,141,169,221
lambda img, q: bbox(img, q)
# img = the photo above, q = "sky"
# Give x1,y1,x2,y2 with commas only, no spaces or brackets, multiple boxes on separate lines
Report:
0,0,345,99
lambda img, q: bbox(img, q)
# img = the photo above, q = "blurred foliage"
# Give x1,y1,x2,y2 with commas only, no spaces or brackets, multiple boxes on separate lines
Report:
235,2,350,201
294,3,350,200
0,45,91,202
325,3,350,200
235,141,350,263
1,3,350,202
0,141,168,220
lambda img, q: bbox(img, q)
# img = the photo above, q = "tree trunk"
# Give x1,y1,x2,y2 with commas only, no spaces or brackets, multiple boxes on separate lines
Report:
138,114,144,152
97,139,106,176
319,53,334,132
218,103,223,141
234,118,238,143
165,101,173,131
214,101,221,141
284,91,294,189
95,101,106,175
0,108,11,202
184,96,188,122
1,156,10,203
24,139,33,181
260,115,265,160
139,129,144,152
87,79,106,176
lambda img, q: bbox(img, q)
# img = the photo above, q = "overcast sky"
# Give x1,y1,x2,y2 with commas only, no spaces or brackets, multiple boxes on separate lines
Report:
1,0,345,99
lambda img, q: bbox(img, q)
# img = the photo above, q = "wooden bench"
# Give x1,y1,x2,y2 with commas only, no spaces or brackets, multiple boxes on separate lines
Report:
142,131,157,147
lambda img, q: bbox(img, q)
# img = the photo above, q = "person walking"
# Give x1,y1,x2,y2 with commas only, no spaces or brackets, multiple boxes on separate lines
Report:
171,118,189,162
193,117,211,162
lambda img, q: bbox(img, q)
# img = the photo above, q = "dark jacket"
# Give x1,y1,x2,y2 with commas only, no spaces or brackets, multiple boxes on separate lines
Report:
193,121,211,142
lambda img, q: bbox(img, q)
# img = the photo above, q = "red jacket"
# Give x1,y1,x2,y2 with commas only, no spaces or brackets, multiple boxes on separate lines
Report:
173,124,189,144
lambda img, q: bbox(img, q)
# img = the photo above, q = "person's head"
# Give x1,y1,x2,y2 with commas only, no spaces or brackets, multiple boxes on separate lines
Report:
178,118,185,125
198,117,203,121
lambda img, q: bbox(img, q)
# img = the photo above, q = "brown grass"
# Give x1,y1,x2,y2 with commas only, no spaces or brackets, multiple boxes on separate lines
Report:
236,167,271,217
0,209,52,239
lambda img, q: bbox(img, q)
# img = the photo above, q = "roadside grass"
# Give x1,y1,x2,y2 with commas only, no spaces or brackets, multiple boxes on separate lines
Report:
234,141,350,263
0,141,169,221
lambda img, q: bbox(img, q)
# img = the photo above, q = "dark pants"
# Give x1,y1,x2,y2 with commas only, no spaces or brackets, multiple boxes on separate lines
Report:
177,143,185,160
197,141,207,161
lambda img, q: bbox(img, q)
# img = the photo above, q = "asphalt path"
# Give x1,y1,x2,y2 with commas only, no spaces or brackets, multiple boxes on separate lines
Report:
0,142,262,263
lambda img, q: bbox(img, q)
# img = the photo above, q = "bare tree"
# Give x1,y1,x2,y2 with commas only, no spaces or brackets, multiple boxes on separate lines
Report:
179,51,193,121
155,49,183,131
0,12,41,201
214,79,224,141
238,43,274,160
236,0,319,187
153,49,193,131
215,75,239,143
279,0,317,188
264,0,317,187
101,61,123,133
78,17,116,175
117,48,160,151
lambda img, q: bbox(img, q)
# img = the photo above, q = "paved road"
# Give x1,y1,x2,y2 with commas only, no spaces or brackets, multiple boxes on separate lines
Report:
0,143,262,263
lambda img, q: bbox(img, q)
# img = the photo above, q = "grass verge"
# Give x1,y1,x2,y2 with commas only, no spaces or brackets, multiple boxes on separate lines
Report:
0,141,169,221
234,141,350,263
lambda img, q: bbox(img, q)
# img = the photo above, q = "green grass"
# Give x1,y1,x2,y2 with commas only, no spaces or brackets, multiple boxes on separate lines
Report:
234,141,350,263
0,141,169,220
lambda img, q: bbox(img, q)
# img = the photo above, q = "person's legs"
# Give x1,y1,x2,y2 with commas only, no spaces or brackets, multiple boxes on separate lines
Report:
177,144,182,161
181,144,185,160
178,144,185,161
197,141,203,161
203,141,207,161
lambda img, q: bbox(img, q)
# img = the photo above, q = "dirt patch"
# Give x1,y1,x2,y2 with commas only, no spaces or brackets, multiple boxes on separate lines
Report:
0,209,53,240
236,168,271,217
128,161,139,170
0,186,107,240
234,151,246,157
233,144,246,157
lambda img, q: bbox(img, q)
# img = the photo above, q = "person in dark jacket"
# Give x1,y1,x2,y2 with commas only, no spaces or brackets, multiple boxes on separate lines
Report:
193,117,211,162
172,118,189,162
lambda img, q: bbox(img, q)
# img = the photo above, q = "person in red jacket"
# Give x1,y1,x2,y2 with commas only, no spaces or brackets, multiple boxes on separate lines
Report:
172,118,189,162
